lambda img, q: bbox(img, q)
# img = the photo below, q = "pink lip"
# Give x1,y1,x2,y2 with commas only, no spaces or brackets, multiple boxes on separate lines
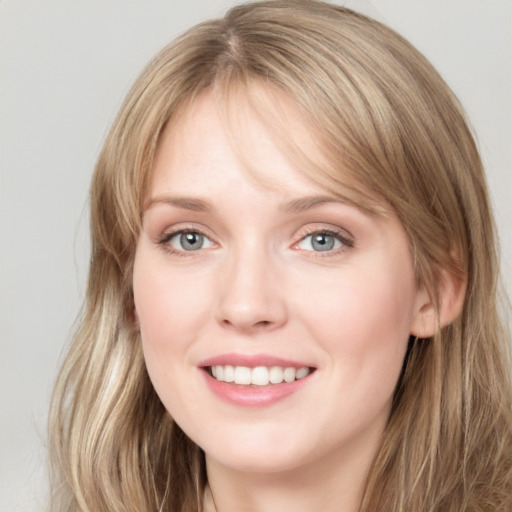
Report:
201,371,313,407
198,353,316,408
198,353,311,368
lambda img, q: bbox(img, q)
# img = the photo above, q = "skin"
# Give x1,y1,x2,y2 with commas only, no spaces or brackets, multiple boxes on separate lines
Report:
132,90,431,512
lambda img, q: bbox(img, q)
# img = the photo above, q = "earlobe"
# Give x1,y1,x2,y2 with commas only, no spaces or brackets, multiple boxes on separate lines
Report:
410,268,466,338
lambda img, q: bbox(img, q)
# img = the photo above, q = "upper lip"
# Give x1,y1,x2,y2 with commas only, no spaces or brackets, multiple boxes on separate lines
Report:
198,353,314,369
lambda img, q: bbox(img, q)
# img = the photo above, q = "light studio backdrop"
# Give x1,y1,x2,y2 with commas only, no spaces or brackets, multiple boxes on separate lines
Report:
1,1,510,511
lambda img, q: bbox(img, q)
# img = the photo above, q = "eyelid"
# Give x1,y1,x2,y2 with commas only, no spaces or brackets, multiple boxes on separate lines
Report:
157,224,218,255
170,231,214,250
154,222,354,257
291,225,354,254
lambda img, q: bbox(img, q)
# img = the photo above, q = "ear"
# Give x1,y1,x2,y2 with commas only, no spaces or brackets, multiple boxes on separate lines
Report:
410,267,466,338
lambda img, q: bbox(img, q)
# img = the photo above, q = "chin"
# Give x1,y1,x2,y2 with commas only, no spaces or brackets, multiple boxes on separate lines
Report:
206,448,306,474
198,426,314,474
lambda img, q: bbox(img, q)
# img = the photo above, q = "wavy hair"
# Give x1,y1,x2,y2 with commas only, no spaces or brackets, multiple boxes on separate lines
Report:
48,1,512,510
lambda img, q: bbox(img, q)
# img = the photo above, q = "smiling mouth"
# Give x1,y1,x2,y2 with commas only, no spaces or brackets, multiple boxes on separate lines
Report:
206,365,315,386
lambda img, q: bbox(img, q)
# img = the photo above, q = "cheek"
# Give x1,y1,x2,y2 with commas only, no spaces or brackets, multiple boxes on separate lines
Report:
134,258,210,342
132,252,214,412
295,261,416,370
132,253,214,393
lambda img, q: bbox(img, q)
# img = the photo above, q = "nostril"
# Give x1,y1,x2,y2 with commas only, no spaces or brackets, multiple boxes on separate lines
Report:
219,317,277,331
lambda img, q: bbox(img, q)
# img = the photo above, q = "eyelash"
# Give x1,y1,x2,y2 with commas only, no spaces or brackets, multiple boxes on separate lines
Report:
157,227,354,257
158,228,215,257
292,228,354,257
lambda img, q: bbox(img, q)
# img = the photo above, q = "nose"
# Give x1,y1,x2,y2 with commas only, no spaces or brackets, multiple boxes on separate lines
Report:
214,245,288,333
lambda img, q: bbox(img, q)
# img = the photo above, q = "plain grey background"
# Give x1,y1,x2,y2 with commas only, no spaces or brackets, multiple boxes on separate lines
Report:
1,1,511,511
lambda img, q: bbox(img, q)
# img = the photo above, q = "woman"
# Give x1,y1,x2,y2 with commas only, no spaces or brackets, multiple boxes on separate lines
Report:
48,1,512,510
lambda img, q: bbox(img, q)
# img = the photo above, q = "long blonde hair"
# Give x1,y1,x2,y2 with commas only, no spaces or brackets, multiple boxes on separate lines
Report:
48,1,512,510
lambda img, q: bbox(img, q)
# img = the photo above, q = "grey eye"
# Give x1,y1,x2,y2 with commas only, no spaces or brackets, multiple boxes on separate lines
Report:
170,232,212,251
298,233,342,252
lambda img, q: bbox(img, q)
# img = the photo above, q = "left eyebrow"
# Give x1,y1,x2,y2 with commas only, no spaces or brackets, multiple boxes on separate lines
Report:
144,196,213,212
280,194,380,216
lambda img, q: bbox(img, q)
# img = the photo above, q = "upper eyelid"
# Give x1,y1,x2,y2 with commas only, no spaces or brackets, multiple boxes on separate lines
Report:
157,223,215,240
155,222,354,247
160,229,215,248
292,225,355,251
170,230,213,247
294,224,354,241
157,228,217,257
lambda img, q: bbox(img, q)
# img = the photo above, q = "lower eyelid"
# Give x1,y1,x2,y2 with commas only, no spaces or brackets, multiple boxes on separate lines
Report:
295,229,353,248
156,226,353,255
297,234,341,251
158,229,215,251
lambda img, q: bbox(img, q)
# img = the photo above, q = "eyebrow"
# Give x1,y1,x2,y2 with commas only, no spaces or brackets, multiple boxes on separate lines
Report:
281,194,381,216
281,195,354,213
144,196,213,212
144,193,381,216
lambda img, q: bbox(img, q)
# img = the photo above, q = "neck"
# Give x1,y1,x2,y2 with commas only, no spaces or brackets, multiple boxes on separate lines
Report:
203,442,376,512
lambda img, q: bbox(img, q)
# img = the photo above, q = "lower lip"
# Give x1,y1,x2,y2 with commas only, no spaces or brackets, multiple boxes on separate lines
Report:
202,371,313,407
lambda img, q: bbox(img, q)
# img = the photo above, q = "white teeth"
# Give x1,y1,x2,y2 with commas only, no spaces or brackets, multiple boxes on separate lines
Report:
269,366,284,384
283,367,296,383
210,365,311,386
234,366,252,385
224,365,235,383
296,367,309,379
252,366,270,386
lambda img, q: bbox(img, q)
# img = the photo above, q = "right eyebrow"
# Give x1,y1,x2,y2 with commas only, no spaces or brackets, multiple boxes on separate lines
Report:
144,196,213,212
280,194,353,213
281,194,383,217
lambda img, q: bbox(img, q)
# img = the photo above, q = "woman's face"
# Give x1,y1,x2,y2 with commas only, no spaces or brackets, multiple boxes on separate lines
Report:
133,91,428,477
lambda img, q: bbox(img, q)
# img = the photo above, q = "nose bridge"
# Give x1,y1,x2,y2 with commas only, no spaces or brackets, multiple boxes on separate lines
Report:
215,237,287,332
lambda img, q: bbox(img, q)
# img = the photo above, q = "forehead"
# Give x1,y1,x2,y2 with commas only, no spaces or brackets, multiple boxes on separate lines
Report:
149,86,386,216
152,88,315,192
